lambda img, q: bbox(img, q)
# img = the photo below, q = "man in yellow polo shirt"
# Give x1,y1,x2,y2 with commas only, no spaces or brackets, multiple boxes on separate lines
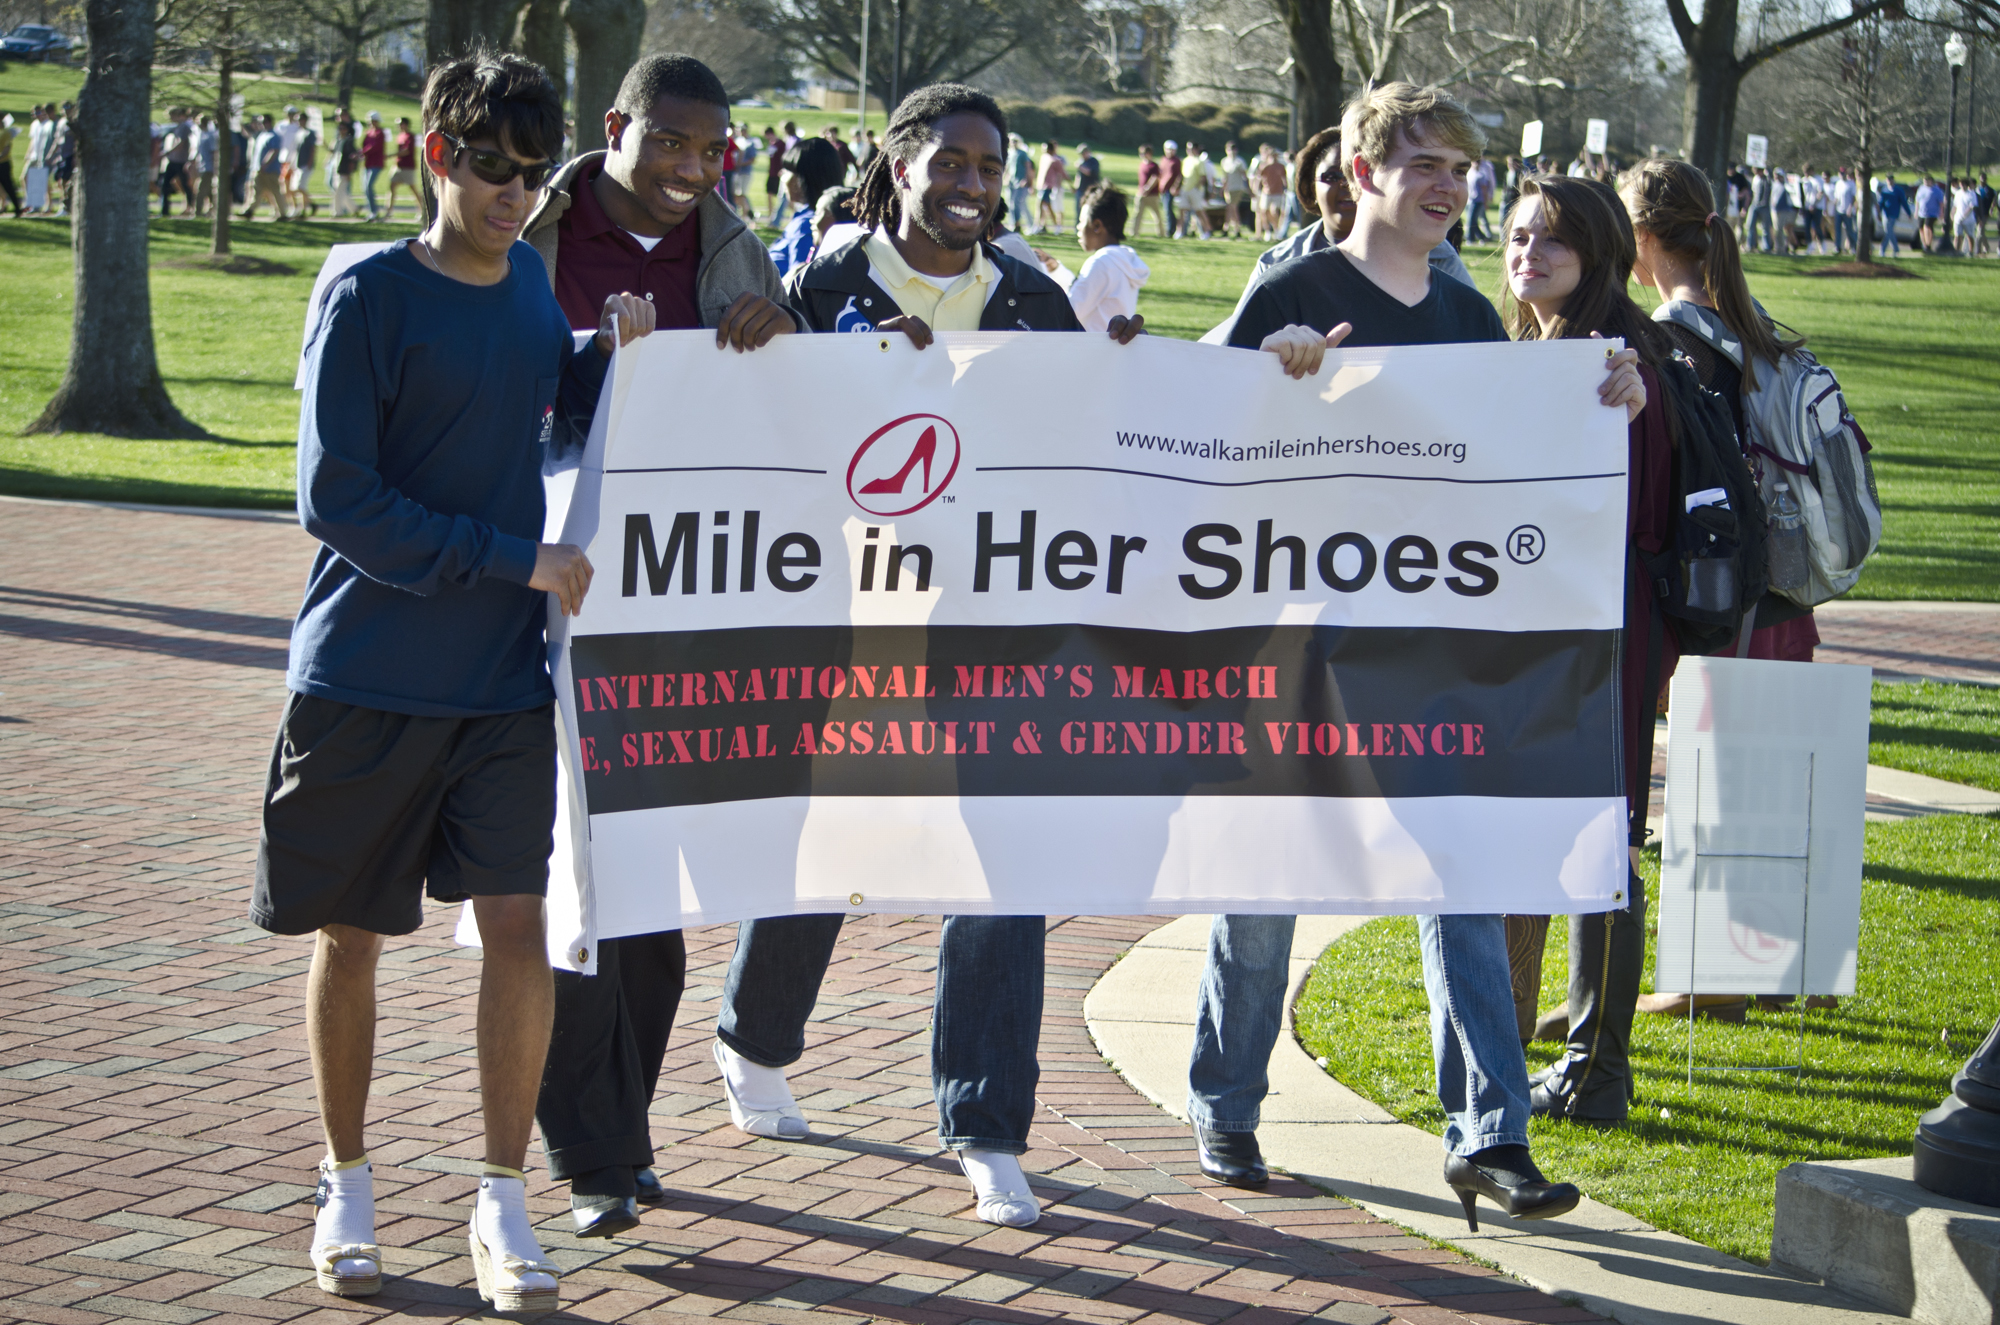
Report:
777,84,1143,1230
785,85,1125,341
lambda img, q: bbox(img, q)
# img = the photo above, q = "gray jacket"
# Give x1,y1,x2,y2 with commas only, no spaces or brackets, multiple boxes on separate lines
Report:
523,151,803,329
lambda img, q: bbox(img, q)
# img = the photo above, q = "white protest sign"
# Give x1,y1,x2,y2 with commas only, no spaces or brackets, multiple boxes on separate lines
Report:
1655,656,1870,997
1521,120,1544,158
518,332,1632,970
1746,134,1769,168
1585,118,1608,154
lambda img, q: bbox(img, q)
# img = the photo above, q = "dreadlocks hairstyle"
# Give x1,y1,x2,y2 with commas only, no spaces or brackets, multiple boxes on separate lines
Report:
1618,157,1800,392
849,83,1008,231
422,48,564,163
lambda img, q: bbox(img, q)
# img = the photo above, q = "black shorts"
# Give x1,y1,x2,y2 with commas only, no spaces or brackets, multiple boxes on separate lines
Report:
252,692,557,937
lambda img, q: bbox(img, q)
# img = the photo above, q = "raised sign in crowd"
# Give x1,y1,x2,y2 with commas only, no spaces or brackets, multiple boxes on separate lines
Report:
79,42,1886,1318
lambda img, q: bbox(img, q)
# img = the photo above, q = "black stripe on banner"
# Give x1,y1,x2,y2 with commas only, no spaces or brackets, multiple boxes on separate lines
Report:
568,625,1620,814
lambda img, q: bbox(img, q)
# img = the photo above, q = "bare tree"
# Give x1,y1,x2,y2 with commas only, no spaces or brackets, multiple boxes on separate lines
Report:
159,0,294,257
643,0,792,99
513,0,564,103
1666,0,1901,204
29,0,203,438
426,0,524,64
1170,0,1293,105
298,0,422,110
568,0,644,153
751,0,1071,96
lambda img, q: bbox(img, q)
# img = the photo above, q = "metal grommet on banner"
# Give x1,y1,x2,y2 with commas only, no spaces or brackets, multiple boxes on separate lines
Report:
849,893,864,906
1612,892,1623,903
576,946,589,964
878,339,890,352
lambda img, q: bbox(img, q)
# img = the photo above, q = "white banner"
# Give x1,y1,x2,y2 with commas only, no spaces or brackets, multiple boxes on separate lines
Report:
514,332,1631,971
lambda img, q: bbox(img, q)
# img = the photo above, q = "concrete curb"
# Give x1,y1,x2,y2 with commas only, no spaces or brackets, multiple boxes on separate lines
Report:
1086,914,1907,1325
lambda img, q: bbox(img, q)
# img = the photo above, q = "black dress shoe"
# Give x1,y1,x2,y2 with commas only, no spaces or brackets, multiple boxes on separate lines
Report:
571,1193,641,1238
633,1167,665,1204
1194,1126,1269,1190
1443,1145,1579,1232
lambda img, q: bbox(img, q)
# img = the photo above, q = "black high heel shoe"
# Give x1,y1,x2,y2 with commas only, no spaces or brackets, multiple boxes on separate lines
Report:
1443,1145,1580,1232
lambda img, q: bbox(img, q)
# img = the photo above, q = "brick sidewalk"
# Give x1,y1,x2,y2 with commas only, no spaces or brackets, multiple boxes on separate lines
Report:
0,499,1603,1325
1813,603,2000,686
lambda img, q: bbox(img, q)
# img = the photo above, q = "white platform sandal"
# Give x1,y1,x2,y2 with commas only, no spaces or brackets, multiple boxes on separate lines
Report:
469,1174,560,1317
309,1157,381,1297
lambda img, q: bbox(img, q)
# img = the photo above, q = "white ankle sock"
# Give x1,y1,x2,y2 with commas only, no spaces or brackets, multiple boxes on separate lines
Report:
957,1148,1039,1227
313,1157,376,1251
957,1148,1029,1200
715,1039,798,1113
474,1174,546,1265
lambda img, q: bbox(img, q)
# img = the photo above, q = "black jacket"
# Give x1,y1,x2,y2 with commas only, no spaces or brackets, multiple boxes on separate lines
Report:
784,233,1083,334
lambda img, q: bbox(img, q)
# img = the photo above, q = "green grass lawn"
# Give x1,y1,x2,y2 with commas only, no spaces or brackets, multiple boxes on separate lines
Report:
1871,679,2000,791
1,141,1995,596
1293,812,2000,1266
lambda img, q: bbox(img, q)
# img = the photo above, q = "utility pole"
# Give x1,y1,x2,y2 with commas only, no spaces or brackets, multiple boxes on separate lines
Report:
857,0,869,135
889,0,902,113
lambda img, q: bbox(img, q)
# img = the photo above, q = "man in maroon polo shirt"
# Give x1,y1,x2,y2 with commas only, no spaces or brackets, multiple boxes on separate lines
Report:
525,54,795,351
519,52,804,1240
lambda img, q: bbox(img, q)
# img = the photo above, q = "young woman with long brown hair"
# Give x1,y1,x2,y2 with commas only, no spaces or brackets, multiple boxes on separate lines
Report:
1501,173,1677,1126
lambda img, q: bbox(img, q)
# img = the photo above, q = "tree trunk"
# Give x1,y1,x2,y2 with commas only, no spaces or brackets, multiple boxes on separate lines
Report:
1281,0,1344,140
427,0,529,66
29,0,202,439
514,0,565,106
338,35,360,111
1679,0,1743,207
211,52,233,257
566,0,644,155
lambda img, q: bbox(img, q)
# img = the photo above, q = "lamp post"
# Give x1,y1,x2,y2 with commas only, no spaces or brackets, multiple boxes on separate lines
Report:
1943,32,1967,253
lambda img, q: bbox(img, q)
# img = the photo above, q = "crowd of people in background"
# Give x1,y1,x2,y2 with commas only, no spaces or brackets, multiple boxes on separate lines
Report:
0,100,75,217
8,87,1993,264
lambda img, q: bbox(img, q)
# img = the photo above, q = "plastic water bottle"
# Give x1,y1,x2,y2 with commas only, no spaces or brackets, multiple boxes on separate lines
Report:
1768,482,1809,592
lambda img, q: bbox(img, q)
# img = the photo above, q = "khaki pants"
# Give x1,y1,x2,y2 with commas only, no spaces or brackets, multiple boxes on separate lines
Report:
244,171,285,217
195,170,216,215
1134,193,1165,237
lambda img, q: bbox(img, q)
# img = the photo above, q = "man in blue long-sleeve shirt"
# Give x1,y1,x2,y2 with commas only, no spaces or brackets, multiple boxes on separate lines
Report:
250,52,653,1316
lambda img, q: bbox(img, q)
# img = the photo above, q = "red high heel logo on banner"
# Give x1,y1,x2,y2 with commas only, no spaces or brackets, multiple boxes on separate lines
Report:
846,413,963,517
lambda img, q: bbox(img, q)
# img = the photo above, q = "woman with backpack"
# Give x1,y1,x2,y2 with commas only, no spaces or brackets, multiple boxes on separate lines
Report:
1500,173,1680,1126
1621,158,1819,667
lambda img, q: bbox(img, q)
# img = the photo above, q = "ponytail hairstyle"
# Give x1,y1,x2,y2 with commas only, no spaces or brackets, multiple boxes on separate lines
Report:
1502,174,1671,381
1618,157,1801,392
850,83,1008,232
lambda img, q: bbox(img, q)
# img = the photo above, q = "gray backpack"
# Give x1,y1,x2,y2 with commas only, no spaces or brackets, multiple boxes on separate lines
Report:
1653,301,1882,606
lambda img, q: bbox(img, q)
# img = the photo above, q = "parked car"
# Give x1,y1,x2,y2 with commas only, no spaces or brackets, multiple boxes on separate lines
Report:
2,24,72,60
737,97,773,109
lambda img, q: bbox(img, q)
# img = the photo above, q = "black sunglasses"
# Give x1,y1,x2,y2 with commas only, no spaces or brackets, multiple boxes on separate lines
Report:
440,132,554,191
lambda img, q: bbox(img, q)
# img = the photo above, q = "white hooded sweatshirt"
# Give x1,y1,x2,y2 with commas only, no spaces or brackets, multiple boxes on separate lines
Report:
1066,244,1150,332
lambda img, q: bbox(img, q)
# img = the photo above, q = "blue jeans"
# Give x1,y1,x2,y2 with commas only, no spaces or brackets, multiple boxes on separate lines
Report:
1007,184,1029,231
1747,209,1774,252
1834,213,1857,250
1187,912,1529,1157
717,913,846,1067
1882,213,1902,253
1187,913,1294,1133
363,166,382,216
933,914,1043,1154
1163,193,1177,236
